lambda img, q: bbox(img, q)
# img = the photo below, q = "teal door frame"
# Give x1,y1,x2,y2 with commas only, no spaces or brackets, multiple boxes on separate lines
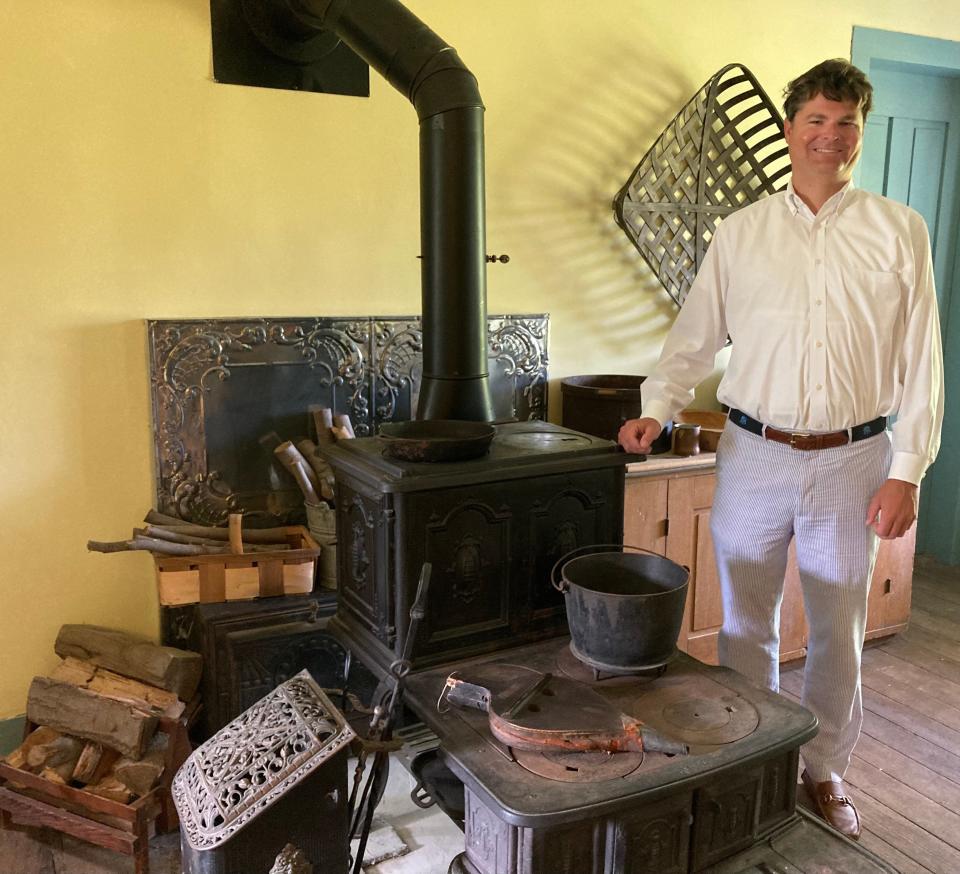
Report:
852,26,960,564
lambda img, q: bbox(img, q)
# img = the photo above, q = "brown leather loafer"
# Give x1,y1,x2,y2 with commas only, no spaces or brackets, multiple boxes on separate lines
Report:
801,769,861,840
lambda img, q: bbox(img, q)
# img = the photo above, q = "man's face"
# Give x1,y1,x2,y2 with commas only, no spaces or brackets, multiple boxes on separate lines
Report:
783,93,864,183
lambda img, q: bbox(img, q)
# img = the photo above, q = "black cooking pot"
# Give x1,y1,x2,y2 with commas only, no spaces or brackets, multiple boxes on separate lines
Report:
552,545,688,673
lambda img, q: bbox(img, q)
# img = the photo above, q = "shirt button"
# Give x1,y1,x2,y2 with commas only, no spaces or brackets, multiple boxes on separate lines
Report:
816,384,823,390
816,341,823,348
816,299,823,306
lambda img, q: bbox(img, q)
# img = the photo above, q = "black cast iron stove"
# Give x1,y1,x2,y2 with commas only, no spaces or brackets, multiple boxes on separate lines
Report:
323,421,631,675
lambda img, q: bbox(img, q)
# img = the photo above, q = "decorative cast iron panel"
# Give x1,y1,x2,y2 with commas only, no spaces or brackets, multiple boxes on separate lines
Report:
425,499,512,643
691,768,762,870
148,314,548,526
613,64,789,308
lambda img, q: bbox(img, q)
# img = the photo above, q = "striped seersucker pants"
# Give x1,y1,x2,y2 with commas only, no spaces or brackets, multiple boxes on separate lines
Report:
710,419,892,782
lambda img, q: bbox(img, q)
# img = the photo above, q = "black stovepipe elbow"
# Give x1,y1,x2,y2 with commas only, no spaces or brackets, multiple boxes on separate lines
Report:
287,0,494,421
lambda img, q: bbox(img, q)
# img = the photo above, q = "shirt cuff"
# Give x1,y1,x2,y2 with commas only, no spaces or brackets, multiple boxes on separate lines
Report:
640,399,673,428
887,451,927,487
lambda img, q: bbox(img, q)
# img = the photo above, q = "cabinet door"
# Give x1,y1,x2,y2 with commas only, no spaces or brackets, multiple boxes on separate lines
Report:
666,474,721,664
623,476,669,555
866,523,916,639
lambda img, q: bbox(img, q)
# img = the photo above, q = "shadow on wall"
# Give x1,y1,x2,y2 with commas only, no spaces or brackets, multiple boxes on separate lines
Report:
489,33,695,367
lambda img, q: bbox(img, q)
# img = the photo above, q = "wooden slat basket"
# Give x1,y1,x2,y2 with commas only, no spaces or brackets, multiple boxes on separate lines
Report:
154,526,321,606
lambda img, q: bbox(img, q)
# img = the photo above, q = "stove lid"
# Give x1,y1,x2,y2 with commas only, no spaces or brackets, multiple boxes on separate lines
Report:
324,421,639,491
172,670,355,851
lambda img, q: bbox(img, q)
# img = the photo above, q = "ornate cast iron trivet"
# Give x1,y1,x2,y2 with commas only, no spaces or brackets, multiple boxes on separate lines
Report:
613,64,790,308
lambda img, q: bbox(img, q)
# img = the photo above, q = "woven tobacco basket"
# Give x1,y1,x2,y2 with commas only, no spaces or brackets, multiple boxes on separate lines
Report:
614,64,790,308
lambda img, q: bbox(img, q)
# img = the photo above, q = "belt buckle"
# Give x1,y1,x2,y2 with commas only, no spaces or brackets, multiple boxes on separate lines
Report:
789,432,812,449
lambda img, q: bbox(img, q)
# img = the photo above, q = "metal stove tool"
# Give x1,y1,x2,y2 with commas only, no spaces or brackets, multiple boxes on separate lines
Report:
348,562,431,874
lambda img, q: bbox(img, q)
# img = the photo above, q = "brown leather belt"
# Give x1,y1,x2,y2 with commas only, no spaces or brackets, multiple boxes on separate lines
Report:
728,409,887,451
763,428,850,450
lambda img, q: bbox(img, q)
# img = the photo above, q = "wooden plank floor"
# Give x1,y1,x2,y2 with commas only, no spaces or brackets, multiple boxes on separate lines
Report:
782,554,960,874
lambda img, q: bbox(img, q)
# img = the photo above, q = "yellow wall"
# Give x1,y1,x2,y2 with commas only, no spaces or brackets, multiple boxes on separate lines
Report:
1,0,958,717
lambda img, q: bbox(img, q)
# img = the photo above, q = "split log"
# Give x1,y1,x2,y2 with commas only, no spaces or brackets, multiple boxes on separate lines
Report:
71,741,105,784
83,774,134,804
333,414,355,439
84,747,121,786
27,677,157,759
295,440,335,502
310,406,335,446
51,657,185,720
54,625,202,701
3,726,60,770
25,733,83,770
25,733,84,781
40,767,69,785
274,442,320,503
113,733,168,797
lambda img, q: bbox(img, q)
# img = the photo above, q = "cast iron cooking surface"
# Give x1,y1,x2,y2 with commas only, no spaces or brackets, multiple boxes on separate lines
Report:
404,641,817,828
323,421,637,491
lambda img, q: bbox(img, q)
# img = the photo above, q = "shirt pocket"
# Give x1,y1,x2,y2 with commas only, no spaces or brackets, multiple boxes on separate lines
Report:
839,268,903,325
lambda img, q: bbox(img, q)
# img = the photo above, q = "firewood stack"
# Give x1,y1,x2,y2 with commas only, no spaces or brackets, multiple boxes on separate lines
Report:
3,624,200,806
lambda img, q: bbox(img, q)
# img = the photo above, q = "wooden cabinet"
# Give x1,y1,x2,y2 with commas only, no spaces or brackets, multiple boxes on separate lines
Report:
624,459,915,665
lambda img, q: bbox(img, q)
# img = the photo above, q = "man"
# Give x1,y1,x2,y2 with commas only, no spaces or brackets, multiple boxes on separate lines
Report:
619,59,943,839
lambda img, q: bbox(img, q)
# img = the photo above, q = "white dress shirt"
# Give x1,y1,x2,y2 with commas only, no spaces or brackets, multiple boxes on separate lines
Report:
640,182,943,485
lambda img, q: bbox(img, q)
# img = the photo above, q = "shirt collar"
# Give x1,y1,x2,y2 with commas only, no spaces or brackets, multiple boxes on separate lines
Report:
785,179,855,220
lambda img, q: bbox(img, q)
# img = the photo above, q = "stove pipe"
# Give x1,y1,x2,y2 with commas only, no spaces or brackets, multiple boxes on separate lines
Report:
287,0,495,422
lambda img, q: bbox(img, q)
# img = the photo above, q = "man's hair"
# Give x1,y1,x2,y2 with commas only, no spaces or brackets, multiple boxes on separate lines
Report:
782,59,873,121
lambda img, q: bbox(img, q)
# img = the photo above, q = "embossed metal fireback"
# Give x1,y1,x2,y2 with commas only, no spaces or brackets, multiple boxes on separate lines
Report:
147,314,548,525
173,670,355,851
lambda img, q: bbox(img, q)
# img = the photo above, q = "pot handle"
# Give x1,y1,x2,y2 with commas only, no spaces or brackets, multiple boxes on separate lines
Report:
550,543,664,592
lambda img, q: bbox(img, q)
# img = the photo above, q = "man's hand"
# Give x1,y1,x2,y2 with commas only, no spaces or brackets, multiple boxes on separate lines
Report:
865,479,918,539
618,417,662,455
